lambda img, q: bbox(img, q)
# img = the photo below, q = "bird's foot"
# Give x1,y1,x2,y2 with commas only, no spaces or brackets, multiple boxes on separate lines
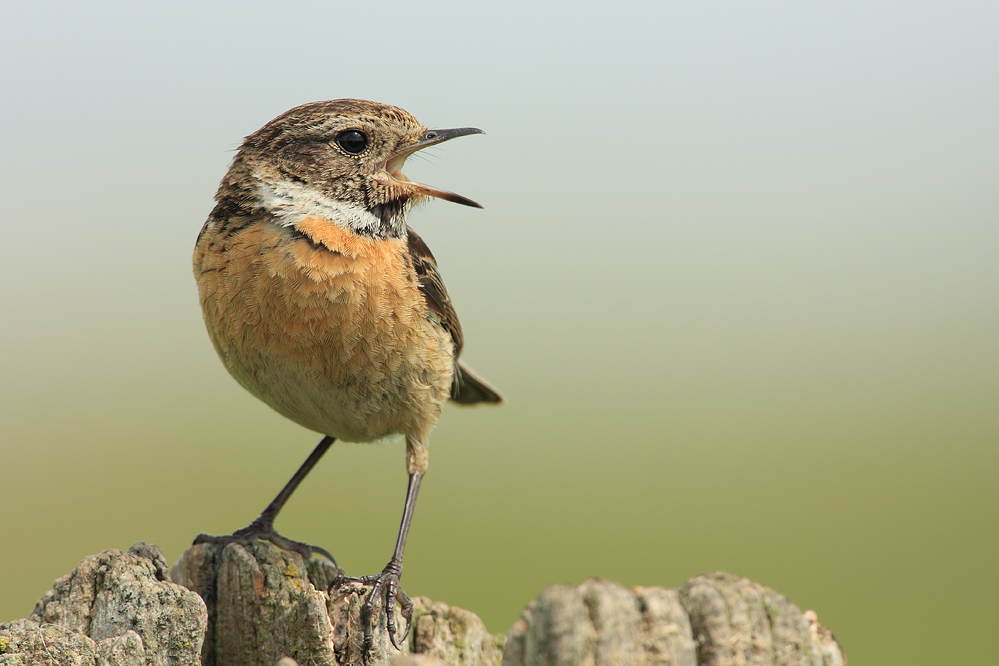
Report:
195,518,340,566
193,518,341,599
331,559,413,661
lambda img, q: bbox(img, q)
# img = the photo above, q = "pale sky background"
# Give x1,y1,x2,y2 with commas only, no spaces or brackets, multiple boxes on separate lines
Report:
2,2,997,664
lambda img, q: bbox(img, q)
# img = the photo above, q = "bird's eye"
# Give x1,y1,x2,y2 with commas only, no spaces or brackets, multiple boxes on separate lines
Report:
335,129,368,155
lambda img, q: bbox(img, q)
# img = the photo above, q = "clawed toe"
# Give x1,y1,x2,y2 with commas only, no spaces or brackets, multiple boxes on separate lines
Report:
194,522,341,601
331,561,413,662
196,521,339,569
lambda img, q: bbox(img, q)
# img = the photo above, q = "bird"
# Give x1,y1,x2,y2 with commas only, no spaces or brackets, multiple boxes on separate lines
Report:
191,99,502,655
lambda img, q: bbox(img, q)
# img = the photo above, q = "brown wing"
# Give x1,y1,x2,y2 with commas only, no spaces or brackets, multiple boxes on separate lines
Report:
407,226,504,405
407,226,463,356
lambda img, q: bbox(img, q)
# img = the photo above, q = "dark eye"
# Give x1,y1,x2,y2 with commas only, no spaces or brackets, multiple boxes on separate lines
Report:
335,129,368,155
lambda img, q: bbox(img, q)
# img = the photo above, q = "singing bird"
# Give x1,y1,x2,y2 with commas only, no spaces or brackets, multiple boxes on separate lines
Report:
192,99,502,651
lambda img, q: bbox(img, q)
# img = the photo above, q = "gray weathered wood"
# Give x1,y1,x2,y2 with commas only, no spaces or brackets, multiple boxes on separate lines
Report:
173,541,340,666
1,543,206,666
678,572,845,666
170,541,504,666
502,575,845,666
502,579,696,666
2,543,844,666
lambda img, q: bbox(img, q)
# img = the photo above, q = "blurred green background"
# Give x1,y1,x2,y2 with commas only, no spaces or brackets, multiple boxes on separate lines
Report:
1,2,997,664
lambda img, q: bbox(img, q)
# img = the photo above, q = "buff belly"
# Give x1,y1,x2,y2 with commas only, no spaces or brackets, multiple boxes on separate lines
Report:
194,215,454,442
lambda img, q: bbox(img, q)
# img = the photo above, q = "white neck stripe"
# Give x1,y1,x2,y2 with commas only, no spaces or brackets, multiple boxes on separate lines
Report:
254,174,383,235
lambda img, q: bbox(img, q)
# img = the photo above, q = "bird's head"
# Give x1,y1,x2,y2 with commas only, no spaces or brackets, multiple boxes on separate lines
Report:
220,99,483,238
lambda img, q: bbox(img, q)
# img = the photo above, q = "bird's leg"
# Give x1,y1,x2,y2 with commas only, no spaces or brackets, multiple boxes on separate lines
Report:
332,468,424,659
195,435,340,574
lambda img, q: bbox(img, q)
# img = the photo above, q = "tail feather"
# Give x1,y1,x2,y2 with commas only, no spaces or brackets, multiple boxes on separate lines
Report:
450,360,504,405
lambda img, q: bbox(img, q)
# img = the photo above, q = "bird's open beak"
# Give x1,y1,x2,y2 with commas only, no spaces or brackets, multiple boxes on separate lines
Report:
375,127,485,208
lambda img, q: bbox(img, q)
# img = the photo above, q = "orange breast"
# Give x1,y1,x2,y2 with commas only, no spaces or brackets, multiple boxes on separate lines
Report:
193,215,454,442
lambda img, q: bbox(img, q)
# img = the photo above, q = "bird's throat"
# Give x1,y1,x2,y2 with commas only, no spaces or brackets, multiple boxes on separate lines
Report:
254,175,412,240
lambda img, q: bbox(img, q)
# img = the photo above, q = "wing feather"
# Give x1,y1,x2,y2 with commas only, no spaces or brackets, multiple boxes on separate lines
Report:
406,227,503,405
406,226,463,356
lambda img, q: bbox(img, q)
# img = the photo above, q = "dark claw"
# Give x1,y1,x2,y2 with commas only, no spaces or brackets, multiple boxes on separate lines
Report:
308,544,340,570
397,588,414,643
331,562,410,663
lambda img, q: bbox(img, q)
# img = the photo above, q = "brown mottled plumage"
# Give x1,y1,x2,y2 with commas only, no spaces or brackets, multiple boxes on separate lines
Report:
192,99,501,656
